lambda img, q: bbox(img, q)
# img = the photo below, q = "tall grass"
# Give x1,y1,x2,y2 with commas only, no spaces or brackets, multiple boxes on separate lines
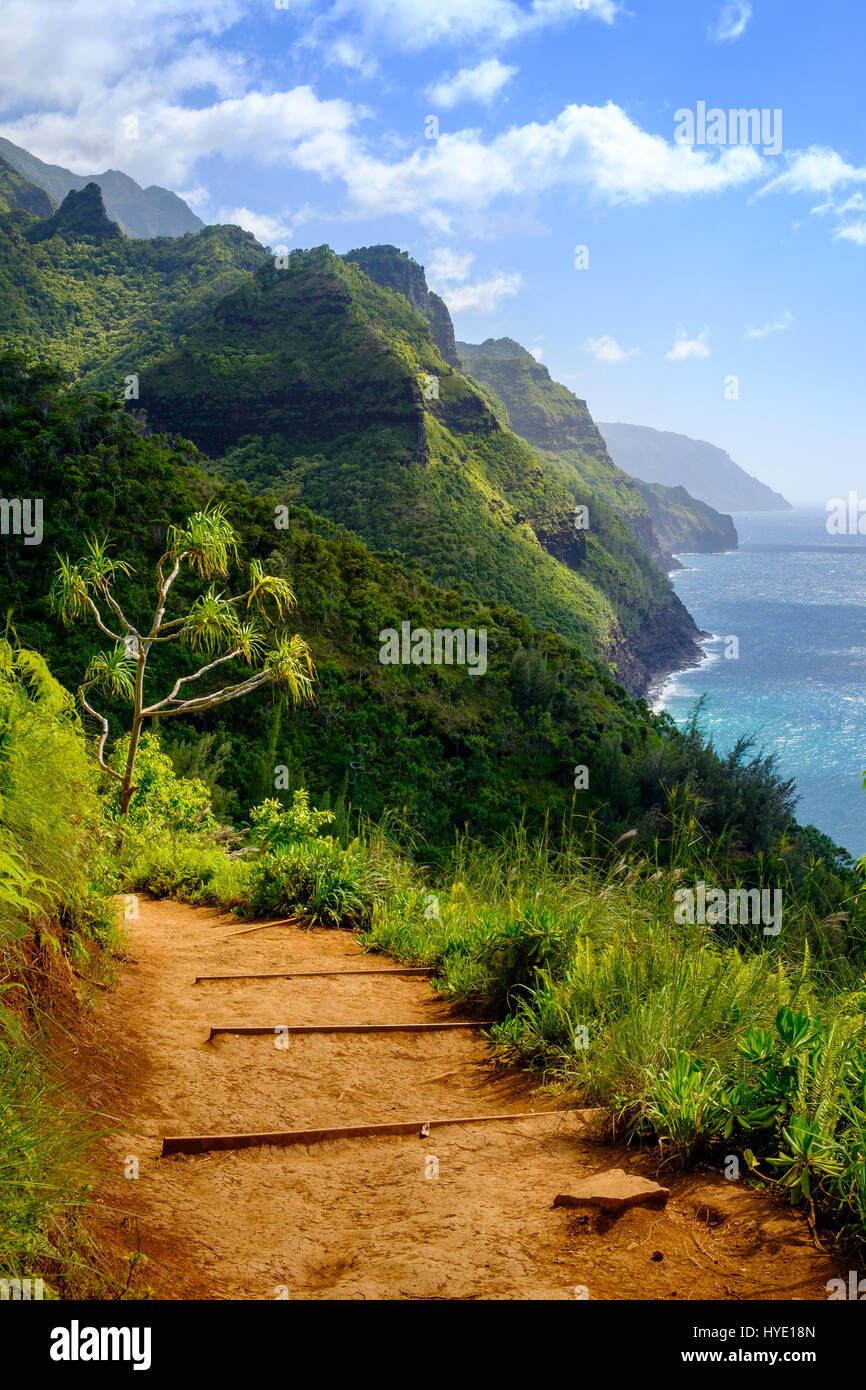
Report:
0,641,120,1295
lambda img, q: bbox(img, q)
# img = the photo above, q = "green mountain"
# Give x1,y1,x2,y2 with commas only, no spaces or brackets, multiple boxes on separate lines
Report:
132,245,702,693
599,421,791,513
635,480,737,558
343,244,460,366
0,191,702,693
456,337,737,563
0,186,267,375
0,155,55,217
0,136,203,238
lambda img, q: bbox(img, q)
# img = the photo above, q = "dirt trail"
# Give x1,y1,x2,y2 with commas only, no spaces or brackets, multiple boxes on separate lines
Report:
78,897,842,1300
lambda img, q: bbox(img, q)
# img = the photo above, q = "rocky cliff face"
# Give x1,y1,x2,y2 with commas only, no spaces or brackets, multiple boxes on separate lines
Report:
28,183,124,243
635,481,737,558
458,336,739,565
458,337,604,453
342,245,460,366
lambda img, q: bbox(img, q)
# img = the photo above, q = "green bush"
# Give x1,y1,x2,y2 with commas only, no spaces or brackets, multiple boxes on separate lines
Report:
245,836,387,927
249,790,336,851
107,731,215,839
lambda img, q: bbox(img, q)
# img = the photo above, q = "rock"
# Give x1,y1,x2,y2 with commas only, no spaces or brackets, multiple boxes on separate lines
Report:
553,1169,671,1214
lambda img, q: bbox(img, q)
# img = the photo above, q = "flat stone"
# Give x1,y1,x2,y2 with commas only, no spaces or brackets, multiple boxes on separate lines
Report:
553,1169,670,1214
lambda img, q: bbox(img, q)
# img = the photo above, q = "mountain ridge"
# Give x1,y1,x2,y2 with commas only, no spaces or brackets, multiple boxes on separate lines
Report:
0,135,203,238
456,336,738,566
599,421,791,513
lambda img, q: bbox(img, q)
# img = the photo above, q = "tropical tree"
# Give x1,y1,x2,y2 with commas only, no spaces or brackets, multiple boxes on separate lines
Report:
49,503,315,828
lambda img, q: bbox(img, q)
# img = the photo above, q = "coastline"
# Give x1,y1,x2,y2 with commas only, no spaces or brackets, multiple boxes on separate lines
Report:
643,552,717,711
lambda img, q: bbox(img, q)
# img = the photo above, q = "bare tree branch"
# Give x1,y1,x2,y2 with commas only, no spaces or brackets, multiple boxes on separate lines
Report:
143,647,244,712
82,594,123,644
97,582,139,638
146,671,272,718
78,685,124,781
152,553,184,637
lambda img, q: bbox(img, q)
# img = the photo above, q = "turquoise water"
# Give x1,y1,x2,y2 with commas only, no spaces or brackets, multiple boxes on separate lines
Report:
654,508,866,858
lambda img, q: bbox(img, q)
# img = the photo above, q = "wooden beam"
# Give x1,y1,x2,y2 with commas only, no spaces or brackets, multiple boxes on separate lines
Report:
194,967,432,983
162,1108,579,1157
208,1021,492,1039
216,917,303,940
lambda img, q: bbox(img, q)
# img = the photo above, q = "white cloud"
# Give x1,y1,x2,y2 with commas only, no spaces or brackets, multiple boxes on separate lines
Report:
426,59,516,110
1,86,360,187
3,96,772,221
328,37,379,76
709,2,752,42
811,191,866,217
761,153,866,245
834,221,866,246
215,205,303,245
759,146,866,197
0,0,246,109
307,0,620,58
176,185,210,211
336,102,765,221
444,272,522,312
585,335,640,363
529,346,544,361
666,329,710,361
745,310,794,339
426,247,474,283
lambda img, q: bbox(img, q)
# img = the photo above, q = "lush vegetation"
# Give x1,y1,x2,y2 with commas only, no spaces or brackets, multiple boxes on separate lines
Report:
0,195,709,694
0,640,120,1296
0,188,265,379
145,246,700,692
50,500,315,820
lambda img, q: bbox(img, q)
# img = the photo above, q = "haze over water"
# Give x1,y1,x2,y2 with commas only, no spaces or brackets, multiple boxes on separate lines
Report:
655,508,866,859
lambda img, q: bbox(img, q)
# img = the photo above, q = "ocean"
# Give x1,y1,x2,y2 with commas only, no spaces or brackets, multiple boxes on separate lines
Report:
653,507,866,859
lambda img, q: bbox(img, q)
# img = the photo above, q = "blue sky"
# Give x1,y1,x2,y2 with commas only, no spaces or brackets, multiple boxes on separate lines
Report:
1,0,865,501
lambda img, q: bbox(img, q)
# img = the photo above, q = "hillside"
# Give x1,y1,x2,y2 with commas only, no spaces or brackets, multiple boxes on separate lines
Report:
635,480,738,557
130,245,701,692
0,154,55,217
343,244,460,366
0,136,203,238
457,337,737,563
599,422,791,513
0,185,267,375
0,197,706,693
